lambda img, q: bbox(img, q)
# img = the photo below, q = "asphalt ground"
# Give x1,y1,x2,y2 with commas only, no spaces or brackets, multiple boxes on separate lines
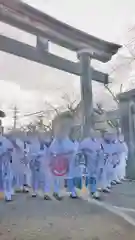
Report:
0,186,135,240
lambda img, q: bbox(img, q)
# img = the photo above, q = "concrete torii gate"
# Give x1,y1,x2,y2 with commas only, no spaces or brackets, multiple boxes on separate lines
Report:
0,0,121,137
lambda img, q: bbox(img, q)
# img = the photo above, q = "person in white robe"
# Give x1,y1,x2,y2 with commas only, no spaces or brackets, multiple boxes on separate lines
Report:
100,132,118,193
79,129,103,199
23,140,31,190
11,138,27,193
37,133,52,200
49,137,77,199
28,132,41,197
114,134,128,182
0,135,14,201
110,135,122,185
94,131,104,192
119,137,128,180
49,112,78,200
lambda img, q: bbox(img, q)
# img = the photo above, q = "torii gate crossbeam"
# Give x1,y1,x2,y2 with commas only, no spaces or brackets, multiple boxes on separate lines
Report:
0,34,108,83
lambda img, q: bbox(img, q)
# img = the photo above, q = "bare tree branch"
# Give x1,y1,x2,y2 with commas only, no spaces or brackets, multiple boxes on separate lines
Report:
44,101,60,115
62,94,78,113
96,103,104,115
104,84,119,104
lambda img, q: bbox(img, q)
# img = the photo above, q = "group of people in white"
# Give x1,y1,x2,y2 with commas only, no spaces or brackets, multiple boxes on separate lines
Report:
0,113,128,202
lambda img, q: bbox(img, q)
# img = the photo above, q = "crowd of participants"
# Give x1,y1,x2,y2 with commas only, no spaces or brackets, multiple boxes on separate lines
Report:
0,114,128,202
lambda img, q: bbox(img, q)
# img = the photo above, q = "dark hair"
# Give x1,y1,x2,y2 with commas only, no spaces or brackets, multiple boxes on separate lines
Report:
53,111,73,124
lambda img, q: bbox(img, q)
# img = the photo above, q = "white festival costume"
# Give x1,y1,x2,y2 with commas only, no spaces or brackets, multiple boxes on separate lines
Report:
0,136,14,200
79,138,103,179
28,137,48,195
114,139,128,181
48,138,77,195
12,138,26,191
28,137,41,194
36,142,49,194
78,137,103,196
101,140,119,189
23,141,31,187
49,138,77,178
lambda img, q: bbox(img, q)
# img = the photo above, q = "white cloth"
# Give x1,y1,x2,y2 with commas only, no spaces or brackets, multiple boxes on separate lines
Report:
115,141,128,180
100,140,117,188
49,138,77,179
0,136,14,199
79,138,103,178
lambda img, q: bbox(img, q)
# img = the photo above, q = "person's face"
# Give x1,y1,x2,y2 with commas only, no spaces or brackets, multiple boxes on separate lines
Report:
111,134,117,142
104,133,112,141
54,118,72,139
38,132,44,141
94,130,101,139
119,135,124,142
89,129,95,139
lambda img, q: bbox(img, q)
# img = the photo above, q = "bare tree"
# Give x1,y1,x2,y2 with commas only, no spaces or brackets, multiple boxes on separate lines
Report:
94,103,104,115
44,101,60,116
61,93,78,113
108,24,135,93
103,24,135,106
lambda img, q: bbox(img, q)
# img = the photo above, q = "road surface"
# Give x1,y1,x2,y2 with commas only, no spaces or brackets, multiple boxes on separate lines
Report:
0,186,135,240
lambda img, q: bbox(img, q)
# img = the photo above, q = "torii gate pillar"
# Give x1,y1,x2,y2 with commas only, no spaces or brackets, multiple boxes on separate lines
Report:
78,50,93,138
118,90,135,179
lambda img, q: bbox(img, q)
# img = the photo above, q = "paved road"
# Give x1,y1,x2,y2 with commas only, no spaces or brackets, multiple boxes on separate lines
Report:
0,189,135,240
104,181,135,209
101,181,135,224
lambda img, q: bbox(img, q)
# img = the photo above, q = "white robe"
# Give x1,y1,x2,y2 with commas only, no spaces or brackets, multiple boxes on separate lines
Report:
28,138,48,191
28,137,41,173
115,141,128,180
49,137,77,179
0,136,14,198
12,139,25,175
79,138,103,178
37,144,48,182
100,140,116,188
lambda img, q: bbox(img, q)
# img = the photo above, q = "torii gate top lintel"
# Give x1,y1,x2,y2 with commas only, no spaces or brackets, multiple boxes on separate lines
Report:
0,0,121,62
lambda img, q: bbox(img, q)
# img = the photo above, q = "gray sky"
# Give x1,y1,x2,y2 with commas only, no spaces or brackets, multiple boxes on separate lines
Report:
24,0,135,43
0,0,135,127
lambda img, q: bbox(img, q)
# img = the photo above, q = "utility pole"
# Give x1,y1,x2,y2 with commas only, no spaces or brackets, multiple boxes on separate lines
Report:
13,106,18,129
